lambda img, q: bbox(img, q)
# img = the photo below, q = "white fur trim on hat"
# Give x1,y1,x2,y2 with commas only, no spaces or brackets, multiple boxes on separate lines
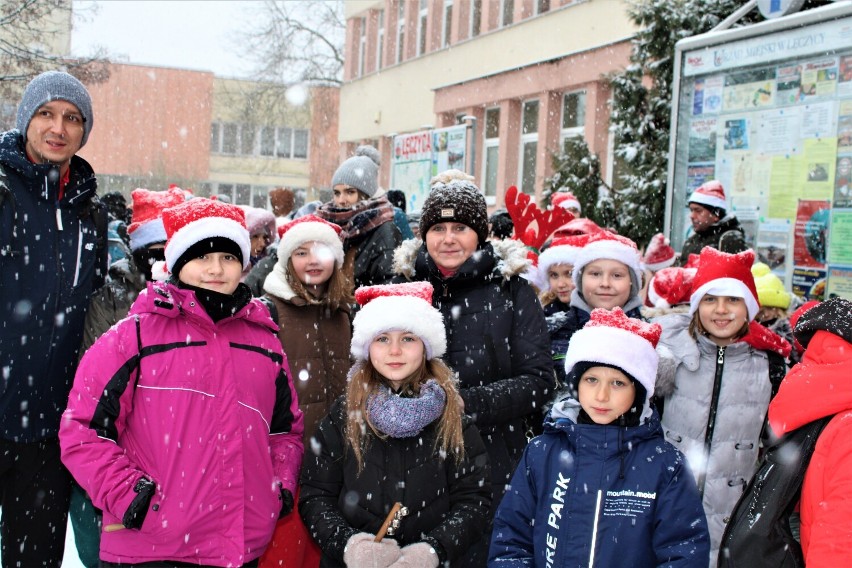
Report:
277,222,344,269
165,217,251,271
688,277,759,321
351,296,446,361
572,239,643,288
564,325,658,422
129,218,167,251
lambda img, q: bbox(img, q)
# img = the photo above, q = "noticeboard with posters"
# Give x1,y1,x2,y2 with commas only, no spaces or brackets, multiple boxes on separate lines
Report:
391,125,468,214
667,2,852,301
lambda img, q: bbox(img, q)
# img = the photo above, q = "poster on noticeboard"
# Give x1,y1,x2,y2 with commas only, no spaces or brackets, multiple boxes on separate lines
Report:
793,199,830,268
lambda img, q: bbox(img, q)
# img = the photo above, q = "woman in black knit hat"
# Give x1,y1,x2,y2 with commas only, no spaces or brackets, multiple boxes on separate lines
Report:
392,169,554,566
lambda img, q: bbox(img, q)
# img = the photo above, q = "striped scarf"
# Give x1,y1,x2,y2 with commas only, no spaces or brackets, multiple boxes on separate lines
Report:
315,196,395,243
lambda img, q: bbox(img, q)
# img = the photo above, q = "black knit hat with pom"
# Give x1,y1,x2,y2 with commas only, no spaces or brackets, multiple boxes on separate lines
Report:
420,169,488,244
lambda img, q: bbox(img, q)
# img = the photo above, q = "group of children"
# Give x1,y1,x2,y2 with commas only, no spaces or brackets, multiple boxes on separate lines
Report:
59,173,827,567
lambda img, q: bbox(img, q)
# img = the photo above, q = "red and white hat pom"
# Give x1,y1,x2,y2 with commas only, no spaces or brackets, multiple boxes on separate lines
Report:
161,198,251,272
646,266,697,308
688,180,727,212
564,307,661,419
351,282,446,362
127,187,185,251
276,214,344,268
642,232,676,272
689,247,759,320
571,230,643,287
536,234,592,291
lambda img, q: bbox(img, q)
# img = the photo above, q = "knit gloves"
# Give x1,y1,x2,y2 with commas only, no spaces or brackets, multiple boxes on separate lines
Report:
390,543,440,567
343,533,401,567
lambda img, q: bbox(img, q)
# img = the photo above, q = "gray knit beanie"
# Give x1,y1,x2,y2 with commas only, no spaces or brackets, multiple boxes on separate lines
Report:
16,71,94,148
331,145,380,198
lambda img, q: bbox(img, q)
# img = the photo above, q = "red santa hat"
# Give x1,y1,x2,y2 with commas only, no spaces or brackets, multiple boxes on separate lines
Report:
552,191,581,213
688,180,727,213
642,233,676,272
572,231,643,288
564,307,661,419
646,266,697,308
161,198,251,272
536,234,593,291
689,247,759,320
276,214,344,269
551,217,602,240
351,282,446,362
127,187,185,251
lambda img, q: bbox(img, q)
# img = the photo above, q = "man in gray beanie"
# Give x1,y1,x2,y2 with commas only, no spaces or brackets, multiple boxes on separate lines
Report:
0,70,106,567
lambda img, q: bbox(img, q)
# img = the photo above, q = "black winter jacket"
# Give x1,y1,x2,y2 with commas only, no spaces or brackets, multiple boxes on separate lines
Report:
0,130,106,442
393,239,555,510
678,214,748,265
299,397,492,567
348,219,400,289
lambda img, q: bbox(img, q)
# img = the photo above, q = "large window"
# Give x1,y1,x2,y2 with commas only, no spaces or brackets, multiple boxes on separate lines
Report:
212,123,308,159
376,9,385,70
470,0,482,37
358,17,367,76
482,107,501,200
560,91,587,153
396,1,406,63
222,123,239,155
442,0,453,48
536,0,551,15
519,100,539,194
501,0,514,27
417,0,428,56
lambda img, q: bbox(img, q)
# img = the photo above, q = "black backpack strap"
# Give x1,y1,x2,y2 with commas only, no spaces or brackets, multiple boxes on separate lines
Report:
767,351,788,399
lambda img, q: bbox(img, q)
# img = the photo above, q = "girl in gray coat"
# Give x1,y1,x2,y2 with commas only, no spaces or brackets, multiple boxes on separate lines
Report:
654,247,790,566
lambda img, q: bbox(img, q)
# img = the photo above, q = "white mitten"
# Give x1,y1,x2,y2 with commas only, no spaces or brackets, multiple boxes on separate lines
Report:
390,542,440,568
343,532,402,567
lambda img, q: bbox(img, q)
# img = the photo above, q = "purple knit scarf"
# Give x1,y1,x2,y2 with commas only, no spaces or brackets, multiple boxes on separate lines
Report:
366,379,446,438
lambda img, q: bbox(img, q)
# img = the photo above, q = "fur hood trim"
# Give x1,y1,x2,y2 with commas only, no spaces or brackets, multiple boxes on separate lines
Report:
392,238,531,280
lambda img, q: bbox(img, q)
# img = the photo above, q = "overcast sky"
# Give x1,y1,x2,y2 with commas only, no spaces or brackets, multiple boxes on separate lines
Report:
71,1,262,78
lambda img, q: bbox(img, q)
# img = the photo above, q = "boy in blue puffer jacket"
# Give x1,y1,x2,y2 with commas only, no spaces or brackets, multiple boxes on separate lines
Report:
489,308,709,567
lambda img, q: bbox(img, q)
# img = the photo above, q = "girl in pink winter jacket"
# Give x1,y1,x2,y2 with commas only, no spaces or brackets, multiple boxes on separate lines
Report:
60,198,304,567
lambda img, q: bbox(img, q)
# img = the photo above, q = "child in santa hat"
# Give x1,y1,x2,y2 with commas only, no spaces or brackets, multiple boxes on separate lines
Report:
490,308,709,567
299,282,491,568
535,234,591,383
654,246,790,566
259,215,353,568
60,197,304,567
543,230,647,385
69,186,185,567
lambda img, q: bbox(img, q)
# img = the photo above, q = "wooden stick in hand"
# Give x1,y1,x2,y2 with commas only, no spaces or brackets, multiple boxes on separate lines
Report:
374,502,403,542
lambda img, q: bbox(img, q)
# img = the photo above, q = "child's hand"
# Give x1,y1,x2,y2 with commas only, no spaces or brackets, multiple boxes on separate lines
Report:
343,532,401,567
123,477,155,530
390,542,440,567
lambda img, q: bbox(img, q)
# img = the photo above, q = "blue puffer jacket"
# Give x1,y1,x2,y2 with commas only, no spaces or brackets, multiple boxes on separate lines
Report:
490,399,710,567
0,130,106,442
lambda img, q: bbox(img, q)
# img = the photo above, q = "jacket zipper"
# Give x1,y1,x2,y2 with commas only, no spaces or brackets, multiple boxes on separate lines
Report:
588,489,603,567
72,225,82,287
697,345,726,496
